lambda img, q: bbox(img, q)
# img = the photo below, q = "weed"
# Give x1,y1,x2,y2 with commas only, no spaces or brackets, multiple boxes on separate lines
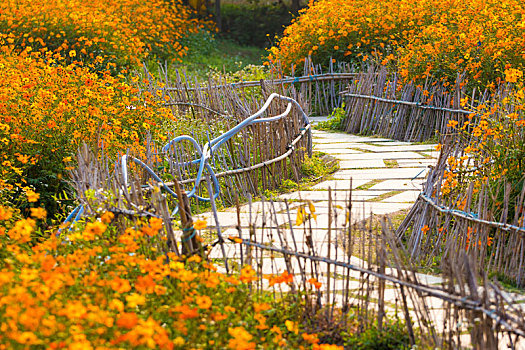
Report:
316,104,347,131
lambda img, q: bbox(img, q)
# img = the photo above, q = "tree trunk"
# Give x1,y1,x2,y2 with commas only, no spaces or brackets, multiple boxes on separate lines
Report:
215,0,221,31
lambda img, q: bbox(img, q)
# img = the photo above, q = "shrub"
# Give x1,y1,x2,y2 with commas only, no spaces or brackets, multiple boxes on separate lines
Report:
316,105,346,131
343,321,410,349
301,152,339,179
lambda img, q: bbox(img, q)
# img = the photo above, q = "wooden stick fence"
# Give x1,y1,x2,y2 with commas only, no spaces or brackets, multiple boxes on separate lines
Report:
339,65,481,142
396,124,525,288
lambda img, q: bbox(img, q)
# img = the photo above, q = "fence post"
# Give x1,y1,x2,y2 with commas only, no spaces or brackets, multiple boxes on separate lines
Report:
173,179,202,257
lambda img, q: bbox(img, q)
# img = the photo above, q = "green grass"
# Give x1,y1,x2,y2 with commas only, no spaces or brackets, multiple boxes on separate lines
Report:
356,179,383,190
348,147,374,153
148,33,266,80
181,36,265,73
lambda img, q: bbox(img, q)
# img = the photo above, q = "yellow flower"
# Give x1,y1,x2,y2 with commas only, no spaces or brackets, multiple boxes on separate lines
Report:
173,337,185,346
69,50,76,58
125,293,146,308
285,320,299,334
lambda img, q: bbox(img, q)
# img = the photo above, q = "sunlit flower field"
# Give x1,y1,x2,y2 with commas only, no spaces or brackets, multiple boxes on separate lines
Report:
269,0,525,88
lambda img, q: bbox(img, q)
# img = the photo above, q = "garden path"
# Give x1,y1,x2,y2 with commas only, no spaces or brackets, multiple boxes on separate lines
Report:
206,128,440,274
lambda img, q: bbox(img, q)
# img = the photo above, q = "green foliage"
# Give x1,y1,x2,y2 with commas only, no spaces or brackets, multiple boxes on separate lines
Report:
343,321,411,350
221,3,296,47
301,152,339,179
316,104,346,131
280,179,299,191
159,35,266,80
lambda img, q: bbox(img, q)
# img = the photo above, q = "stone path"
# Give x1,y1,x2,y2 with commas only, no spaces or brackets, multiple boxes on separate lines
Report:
204,129,441,275
204,128,439,237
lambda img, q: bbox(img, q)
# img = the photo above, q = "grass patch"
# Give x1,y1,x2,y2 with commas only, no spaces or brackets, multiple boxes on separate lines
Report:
355,180,383,191
411,136,440,145
367,191,403,202
315,105,346,131
383,159,399,168
347,147,375,153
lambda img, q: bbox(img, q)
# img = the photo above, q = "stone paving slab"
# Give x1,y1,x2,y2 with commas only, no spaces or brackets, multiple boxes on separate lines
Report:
279,190,388,202
352,144,438,153
369,179,425,191
328,151,424,160
334,168,429,180
313,143,364,151
311,179,369,190
339,159,386,169
318,148,368,155
313,135,393,143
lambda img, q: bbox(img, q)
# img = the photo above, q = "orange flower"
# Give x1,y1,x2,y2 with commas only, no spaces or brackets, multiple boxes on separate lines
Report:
267,270,294,286
116,312,139,329
83,221,107,240
30,207,47,220
228,235,243,244
101,211,115,223
0,206,13,221
135,275,156,294
173,304,199,319
307,278,322,289
195,295,212,309
110,277,132,294
239,265,257,283
26,190,39,203
228,327,255,350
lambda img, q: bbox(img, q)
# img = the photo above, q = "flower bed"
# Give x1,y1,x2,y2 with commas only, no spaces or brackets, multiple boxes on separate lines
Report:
269,0,525,88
